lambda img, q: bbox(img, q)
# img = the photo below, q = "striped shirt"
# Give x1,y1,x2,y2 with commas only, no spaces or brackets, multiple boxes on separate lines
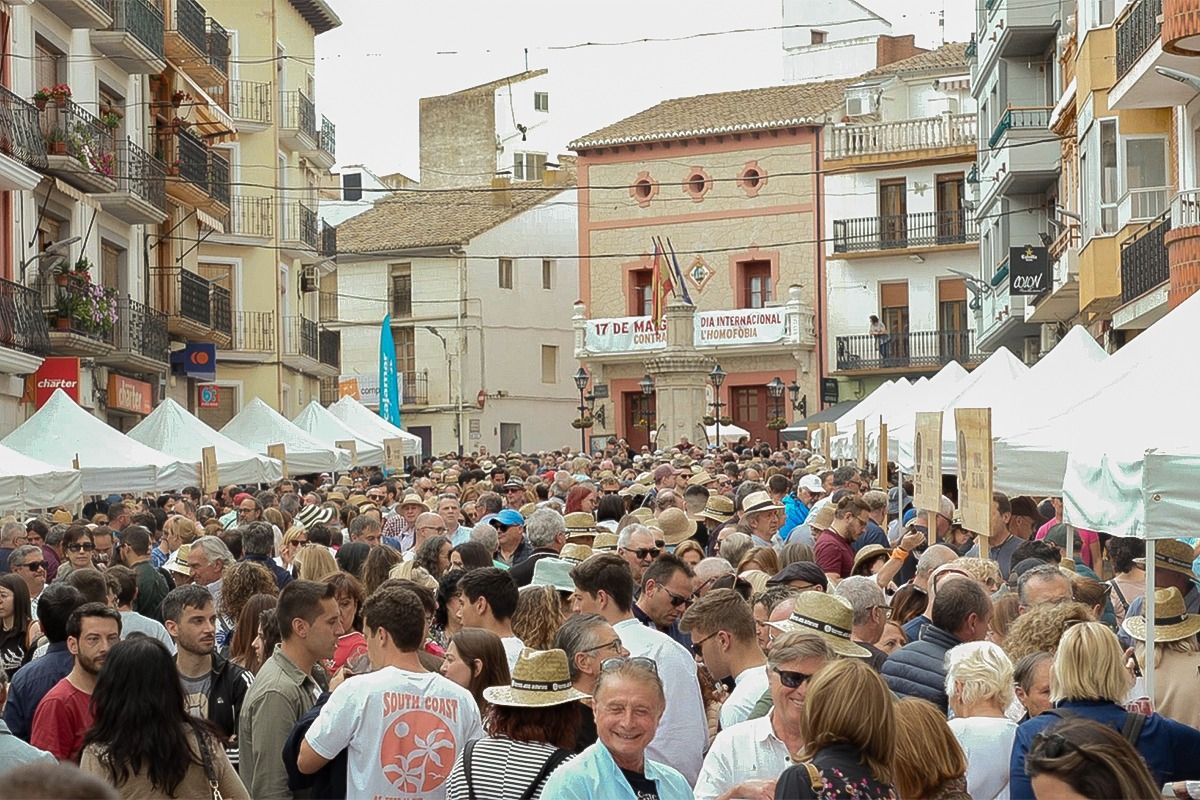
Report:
445,737,574,800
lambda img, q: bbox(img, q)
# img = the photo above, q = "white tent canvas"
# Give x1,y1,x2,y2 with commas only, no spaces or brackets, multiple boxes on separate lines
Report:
829,378,913,460
327,396,422,456
293,401,385,467
2,390,189,494
705,423,750,444
865,364,967,463
128,399,283,486
221,398,351,474
0,443,82,510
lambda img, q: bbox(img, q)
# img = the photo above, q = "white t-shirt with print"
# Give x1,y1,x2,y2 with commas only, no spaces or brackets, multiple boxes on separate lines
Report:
306,666,484,800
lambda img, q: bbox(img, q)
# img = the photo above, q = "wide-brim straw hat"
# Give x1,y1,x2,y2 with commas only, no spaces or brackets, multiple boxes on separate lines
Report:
398,493,429,511
1134,539,1198,580
699,495,735,524
563,511,600,542
482,648,590,707
620,483,649,497
559,543,593,563
852,544,888,574
741,490,784,515
656,507,697,546
1123,587,1200,643
592,532,619,551
166,544,191,576
531,557,576,593
768,592,870,659
631,507,653,521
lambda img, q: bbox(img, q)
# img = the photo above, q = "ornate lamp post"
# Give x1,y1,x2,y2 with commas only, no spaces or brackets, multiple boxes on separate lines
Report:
766,376,786,448
708,364,726,450
573,366,590,454
638,373,655,443
787,380,807,419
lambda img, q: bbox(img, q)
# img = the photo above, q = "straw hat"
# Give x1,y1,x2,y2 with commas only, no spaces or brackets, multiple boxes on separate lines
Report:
767,592,870,659
807,504,836,532
593,532,619,552
336,475,353,487
741,490,784,515
482,648,590,707
698,495,734,524
563,512,599,543
687,470,716,488
559,543,593,563
531,558,576,593
852,544,888,575
1134,540,1198,579
620,483,649,498
326,491,347,504
347,494,369,508
398,493,429,511
631,507,653,521
656,507,697,546
520,502,538,519
1123,587,1200,643
295,504,335,529
166,544,191,577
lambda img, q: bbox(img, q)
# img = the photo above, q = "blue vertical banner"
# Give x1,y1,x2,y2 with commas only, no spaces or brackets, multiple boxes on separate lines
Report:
378,315,402,427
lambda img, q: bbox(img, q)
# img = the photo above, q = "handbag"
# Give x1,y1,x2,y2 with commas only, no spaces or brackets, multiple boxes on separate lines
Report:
194,727,224,800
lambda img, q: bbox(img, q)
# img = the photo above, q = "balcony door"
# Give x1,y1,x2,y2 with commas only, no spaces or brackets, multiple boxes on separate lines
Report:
730,386,768,444
879,179,907,248
880,281,909,365
623,391,655,452
936,173,965,244
938,278,969,363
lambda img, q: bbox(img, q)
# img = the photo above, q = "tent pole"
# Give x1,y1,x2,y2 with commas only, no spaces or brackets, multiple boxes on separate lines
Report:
1065,523,1075,563
1144,538,1156,707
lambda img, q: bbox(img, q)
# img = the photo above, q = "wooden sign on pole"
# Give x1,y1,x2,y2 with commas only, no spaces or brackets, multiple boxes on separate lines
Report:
200,446,219,495
383,438,405,471
335,440,358,467
267,443,288,479
913,412,943,546
855,418,866,469
819,422,833,464
878,422,889,491
955,408,993,559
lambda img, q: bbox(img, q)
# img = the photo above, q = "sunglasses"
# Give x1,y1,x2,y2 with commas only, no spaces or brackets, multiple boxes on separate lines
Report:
663,586,694,608
67,542,96,553
624,547,660,560
601,656,658,674
773,667,814,689
691,630,720,656
292,538,309,546
17,561,48,572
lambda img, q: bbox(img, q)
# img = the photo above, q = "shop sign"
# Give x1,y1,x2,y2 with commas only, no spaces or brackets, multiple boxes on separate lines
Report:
1009,245,1051,296
32,357,80,408
198,384,220,408
107,374,152,415
339,374,380,405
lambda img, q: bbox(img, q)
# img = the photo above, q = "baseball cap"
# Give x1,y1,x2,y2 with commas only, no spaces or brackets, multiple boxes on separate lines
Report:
798,474,824,494
491,509,525,528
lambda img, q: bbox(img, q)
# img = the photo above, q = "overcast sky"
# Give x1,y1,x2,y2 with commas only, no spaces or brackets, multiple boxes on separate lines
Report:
314,0,973,178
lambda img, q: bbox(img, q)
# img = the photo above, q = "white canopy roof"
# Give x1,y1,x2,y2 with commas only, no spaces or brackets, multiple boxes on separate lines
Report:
705,423,750,444
0,443,82,510
2,390,189,494
128,399,283,486
221,398,352,474
327,396,423,456
293,401,385,467
829,378,912,460
864,363,967,464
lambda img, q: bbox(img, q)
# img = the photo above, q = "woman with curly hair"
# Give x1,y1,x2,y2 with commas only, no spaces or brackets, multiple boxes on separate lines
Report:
228,593,277,674
512,584,567,650
219,561,278,641
1002,600,1093,662
431,568,465,648
415,534,452,579
359,545,402,595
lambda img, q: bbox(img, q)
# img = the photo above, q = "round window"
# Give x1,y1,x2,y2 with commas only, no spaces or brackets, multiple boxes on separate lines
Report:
687,173,707,193
634,179,653,200
742,168,762,188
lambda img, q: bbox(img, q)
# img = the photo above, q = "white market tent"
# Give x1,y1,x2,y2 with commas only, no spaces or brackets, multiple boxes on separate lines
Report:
2,389,189,494
705,422,750,444
128,399,284,486
866,362,969,463
221,398,352,474
0,443,82,510
893,347,1029,472
293,401,385,467
326,395,422,457
828,378,914,459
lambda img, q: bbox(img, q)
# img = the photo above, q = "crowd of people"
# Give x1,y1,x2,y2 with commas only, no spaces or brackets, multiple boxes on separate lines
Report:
0,438,1195,799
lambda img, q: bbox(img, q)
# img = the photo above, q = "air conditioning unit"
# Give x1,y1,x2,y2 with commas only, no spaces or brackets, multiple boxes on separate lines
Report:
1022,336,1041,364
300,267,319,293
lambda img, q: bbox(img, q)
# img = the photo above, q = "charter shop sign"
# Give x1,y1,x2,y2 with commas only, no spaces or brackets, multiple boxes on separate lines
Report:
586,310,786,353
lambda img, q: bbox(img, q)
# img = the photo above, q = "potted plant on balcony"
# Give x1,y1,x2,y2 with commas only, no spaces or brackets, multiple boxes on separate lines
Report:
46,127,68,156
72,256,92,280
53,287,85,331
100,108,122,130
50,84,71,104
80,284,118,336
32,88,51,110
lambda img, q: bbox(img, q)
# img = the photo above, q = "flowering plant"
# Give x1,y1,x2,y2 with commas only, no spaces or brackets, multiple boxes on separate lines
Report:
55,277,118,335
89,149,116,178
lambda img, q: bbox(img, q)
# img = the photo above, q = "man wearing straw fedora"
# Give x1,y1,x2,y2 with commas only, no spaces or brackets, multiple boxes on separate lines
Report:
1120,539,1200,648
1122,586,1200,731
298,585,484,798
445,648,588,799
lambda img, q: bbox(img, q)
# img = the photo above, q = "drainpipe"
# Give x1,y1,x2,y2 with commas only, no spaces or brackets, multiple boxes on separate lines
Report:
452,246,467,456
814,124,827,408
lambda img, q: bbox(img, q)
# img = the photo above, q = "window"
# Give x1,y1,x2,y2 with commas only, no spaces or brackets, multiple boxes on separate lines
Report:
100,243,122,290
512,152,547,181
534,91,549,112
1100,119,1118,234
542,259,554,290
879,178,908,248
200,262,235,309
342,172,362,202
739,260,772,309
633,179,653,200
935,173,966,243
880,282,910,359
938,279,969,361
394,326,415,373
732,387,763,422
811,29,827,44
737,162,767,197
541,345,558,384
390,264,412,316
34,38,62,93
631,269,653,316
498,258,514,289
1124,137,1168,220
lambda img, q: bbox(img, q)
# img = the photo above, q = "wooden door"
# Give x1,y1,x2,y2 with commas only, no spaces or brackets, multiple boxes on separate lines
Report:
879,179,907,248
936,174,965,244
730,386,769,445
623,391,655,451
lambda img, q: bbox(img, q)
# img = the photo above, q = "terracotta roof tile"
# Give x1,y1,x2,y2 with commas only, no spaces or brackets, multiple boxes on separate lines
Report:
859,42,969,79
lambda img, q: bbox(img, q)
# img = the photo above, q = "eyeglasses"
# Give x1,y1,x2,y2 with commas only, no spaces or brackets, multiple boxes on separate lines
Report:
601,656,658,674
16,561,47,572
580,638,623,655
773,667,815,689
662,586,694,608
690,630,720,656
67,542,96,553
622,547,660,560
872,604,892,619
419,525,448,533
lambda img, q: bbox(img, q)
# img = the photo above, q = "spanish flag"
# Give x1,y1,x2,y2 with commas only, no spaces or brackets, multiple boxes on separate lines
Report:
650,239,673,328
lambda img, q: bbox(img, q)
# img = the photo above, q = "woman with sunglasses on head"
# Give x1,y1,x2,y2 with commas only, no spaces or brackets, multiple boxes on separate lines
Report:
540,656,692,800
1025,716,1160,800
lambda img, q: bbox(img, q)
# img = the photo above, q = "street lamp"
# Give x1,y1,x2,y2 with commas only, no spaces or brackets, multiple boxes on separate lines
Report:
767,376,785,448
787,380,808,419
709,364,726,450
637,373,655,444
573,366,590,454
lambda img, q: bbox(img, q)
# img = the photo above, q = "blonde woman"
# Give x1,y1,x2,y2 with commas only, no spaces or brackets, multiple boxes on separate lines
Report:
944,641,1018,800
512,584,567,650
276,526,308,574
295,543,338,582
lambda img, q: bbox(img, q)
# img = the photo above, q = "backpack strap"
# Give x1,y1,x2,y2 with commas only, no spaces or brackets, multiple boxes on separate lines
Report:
803,761,823,792
1121,712,1147,745
517,747,572,800
1108,579,1131,615
463,739,479,800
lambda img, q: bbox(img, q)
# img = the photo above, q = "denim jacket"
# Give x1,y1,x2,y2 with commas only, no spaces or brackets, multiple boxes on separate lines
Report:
539,740,693,800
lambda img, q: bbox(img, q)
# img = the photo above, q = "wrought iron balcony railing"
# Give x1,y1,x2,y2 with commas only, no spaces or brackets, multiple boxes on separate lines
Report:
231,310,274,352
178,268,211,326
280,90,316,141
1115,0,1162,80
835,330,985,372
318,327,339,369
988,106,1052,147
229,80,271,124
0,277,50,356
104,0,165,58
0,86,48,170
1120,210,1170,305
283,314,319,360
113,294,168,362
832,209,978,254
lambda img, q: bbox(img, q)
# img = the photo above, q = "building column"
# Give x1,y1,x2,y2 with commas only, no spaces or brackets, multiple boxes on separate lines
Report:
644,299,713,448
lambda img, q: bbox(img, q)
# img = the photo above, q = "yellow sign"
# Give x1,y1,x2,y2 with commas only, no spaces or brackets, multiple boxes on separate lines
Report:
200,446,219,495
335,439,358,467
267,443,288,478
878,422,889,491
383,438,405,470
955,408,993,539
913,412,943,512
856,418,866,469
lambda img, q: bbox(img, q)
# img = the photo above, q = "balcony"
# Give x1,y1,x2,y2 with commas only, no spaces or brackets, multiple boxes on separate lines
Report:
826,113,976,163
281,314,324,374
279,200,318,260
279,90,317,152
402,370,429,405
163,0,225,86
39,0,111,29
40,275,115,358
162,126,226,211
98,295,168,372
1116,0,1162,80
96,140,167,224
318,327,340,373
978,106,1058,211
320,221,337,259
314,116,336,169
206,17,228,81
210,194,273,244
1111,0,1200,109
988,106,1051,148
318,290,338,322
210,283,231,338
1119,186,1170,229
1115,211,1171,330
834,330,985,374
207,146,229,212
92,0,166,74
975,0,1060,76
1026,223,1081,324
228,80,271,131
166,268,228,344
1164,0,1200,54
319,376,339,406
0,87,48,190
832,209,977,255
0,278,50,373
1165,190,1200,310
39,100,118,194
222,310,275,360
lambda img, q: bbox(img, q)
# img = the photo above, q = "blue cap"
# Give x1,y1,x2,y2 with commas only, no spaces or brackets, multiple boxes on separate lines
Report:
491,509,525,527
